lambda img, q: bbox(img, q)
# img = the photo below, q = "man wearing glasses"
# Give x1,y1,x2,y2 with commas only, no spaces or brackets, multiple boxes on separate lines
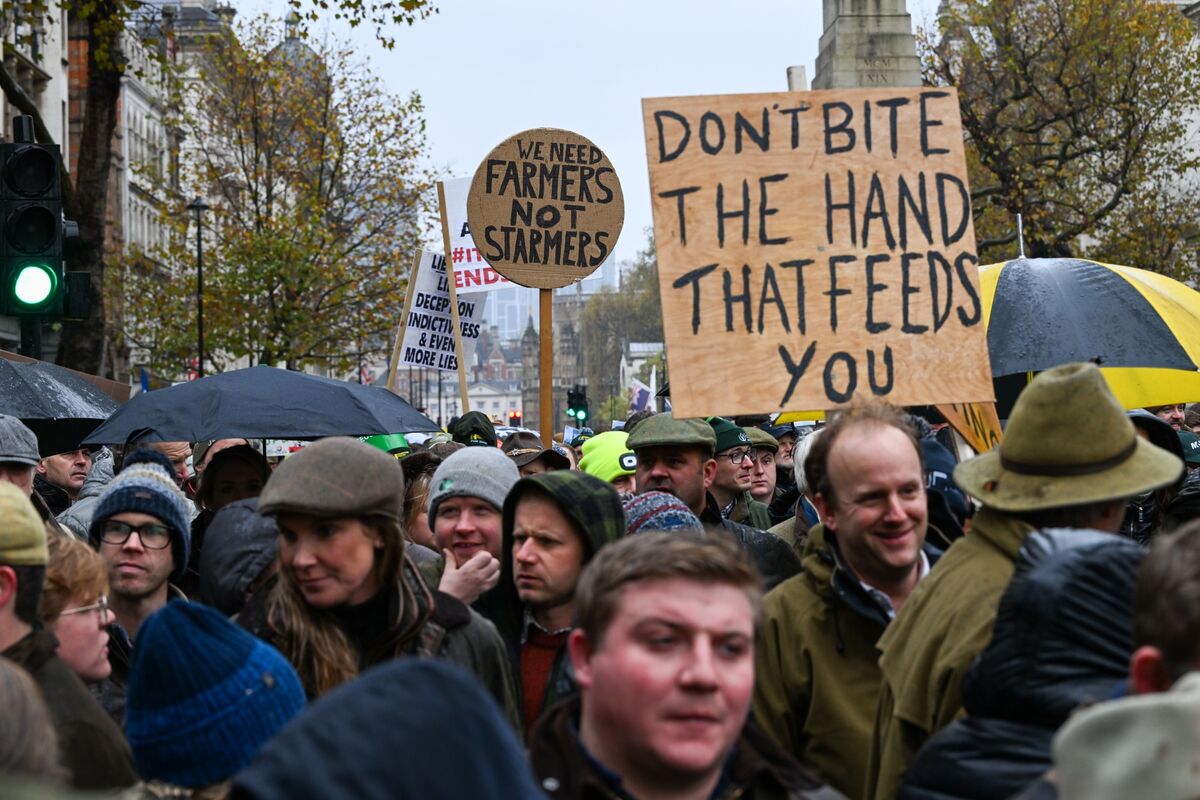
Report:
626,414,799,591
87,449,193,726
708,417,773,530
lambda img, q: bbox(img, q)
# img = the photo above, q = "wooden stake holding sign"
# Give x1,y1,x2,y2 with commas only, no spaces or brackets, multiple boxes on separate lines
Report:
384,250,423,394
468,128,624,439
643,88,995,417
437,181,472,416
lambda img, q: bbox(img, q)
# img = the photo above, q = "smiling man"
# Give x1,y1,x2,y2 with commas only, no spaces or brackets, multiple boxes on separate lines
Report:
428,447,520,612
529,532,842,800
496,471,624,737
754,403,938,799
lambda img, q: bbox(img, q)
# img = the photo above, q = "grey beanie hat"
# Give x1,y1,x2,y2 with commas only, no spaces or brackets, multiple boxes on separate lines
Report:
427,447,519,521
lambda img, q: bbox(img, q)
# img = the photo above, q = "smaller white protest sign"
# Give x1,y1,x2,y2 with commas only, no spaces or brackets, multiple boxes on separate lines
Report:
400,249,485,372
442,176,514,295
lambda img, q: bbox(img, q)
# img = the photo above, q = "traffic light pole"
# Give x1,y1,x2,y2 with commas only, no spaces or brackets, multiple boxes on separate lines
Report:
18,316,41,359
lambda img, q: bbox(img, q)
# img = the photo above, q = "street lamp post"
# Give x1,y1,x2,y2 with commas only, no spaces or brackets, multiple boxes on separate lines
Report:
186,197,210,378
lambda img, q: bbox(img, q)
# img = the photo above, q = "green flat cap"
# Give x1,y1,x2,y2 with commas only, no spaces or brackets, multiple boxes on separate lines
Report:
745,426,779,452
626,413,716,453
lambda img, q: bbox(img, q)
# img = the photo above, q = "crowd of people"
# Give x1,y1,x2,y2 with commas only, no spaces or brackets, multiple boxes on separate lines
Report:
0,360,1198,798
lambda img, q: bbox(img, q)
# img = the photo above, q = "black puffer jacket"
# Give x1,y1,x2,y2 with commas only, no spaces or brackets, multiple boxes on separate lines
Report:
701,493,800,591
898,529,1143,800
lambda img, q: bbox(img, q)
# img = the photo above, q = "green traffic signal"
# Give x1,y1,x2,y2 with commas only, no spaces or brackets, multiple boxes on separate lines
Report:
12,262,57,309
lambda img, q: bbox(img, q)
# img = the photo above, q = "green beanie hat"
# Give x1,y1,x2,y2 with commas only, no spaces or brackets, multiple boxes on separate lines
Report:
578,431,637,485
708,417,751,453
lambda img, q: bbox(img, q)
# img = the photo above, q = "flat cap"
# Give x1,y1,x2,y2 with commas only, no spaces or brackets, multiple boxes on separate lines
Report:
0,415,40,466
744,426,779,452
259,437,405,522
626,413,716,453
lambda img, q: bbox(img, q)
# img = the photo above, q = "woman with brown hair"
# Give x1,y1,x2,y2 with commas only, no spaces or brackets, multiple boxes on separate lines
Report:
242,437,518,725
38,532,113,683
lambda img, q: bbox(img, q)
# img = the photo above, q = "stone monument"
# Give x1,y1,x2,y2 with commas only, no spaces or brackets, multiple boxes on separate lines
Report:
812,0,922,89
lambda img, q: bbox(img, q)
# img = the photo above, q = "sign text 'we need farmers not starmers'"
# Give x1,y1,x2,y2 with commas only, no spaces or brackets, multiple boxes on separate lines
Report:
643,88,994,416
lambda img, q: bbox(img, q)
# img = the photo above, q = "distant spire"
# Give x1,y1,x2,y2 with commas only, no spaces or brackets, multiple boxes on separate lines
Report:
285,11,301,40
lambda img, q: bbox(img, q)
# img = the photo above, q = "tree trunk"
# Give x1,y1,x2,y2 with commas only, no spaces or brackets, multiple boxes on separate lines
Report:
56,6,122,375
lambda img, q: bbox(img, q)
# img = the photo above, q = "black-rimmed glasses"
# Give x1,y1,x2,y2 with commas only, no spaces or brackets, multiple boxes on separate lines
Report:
99,520,172,549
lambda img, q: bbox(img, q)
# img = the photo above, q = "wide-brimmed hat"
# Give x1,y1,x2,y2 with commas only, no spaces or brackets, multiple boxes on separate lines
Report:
955,363,1183,512
500,431,570,471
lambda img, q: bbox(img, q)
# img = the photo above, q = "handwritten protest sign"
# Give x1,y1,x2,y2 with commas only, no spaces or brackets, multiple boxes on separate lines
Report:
643,88,994,417
399,249,485,372
467,128,624,289
938,401,1002,453
441,177,513,294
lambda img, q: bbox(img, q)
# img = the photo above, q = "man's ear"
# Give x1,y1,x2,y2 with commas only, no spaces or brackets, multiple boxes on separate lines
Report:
1130,645,1173,695
567,628,595,689
702,458,717,490
35,460,46,476
813,493,836,533
0,565,17,610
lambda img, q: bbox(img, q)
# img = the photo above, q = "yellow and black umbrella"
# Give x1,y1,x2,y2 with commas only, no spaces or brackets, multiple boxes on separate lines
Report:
980,258,1200,411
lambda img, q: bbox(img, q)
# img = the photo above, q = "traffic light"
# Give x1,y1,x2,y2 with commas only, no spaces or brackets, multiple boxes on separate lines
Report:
508,410,522,427
1,117,74,316
566,385,589,423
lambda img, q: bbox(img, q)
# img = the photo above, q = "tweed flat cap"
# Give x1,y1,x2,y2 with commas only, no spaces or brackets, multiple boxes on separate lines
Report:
626,413,716,453
259,437,405,521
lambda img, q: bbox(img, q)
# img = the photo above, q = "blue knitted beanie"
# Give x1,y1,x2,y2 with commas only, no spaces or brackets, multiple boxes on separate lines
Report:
126,600,305,788
88,449,192,582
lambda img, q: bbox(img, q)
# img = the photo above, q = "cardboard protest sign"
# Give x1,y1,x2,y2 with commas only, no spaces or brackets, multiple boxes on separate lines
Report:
441,177,514,294
399,249,485,372
467,128,625,289
938,401,1002,454
643,88,994,417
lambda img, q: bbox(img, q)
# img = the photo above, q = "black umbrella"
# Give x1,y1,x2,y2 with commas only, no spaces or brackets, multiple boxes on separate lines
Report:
82,365,440,445
982,258,1200,415
0,359,120,456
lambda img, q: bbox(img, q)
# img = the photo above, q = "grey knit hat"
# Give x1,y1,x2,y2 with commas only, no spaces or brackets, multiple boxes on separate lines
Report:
427,447,519,521
90,450,193,583
258,438,405,522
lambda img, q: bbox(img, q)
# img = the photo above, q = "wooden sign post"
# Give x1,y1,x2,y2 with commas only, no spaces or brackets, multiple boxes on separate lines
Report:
468,128,624,439
643,88,994,417
385,250,423,394
437,181,472,417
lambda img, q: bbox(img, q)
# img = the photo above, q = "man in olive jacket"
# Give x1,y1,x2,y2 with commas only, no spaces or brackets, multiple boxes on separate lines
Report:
755,404,938,800
866,363,1184,800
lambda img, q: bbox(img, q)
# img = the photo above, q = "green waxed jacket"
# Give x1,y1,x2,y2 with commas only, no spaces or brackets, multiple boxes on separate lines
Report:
865,506,1036,800
755,525,938,800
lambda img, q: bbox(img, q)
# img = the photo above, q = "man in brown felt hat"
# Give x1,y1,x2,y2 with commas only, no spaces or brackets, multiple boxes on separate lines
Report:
501,431,571,478
865,362,1184,800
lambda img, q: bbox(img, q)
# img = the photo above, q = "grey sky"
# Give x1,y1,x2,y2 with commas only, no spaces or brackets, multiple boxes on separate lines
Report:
253,0,941,267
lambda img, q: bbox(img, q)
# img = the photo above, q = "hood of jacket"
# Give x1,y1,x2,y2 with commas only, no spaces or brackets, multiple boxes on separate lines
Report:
76,449,114,501
198,498,279,617
961,528,1142,727
232,659,542,800
494,471,626,637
